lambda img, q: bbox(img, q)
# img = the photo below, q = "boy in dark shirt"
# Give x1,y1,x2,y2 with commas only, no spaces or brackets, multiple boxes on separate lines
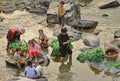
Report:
58,28,72,62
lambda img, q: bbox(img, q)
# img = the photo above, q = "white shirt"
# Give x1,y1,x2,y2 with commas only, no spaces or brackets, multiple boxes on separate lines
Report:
36,65,44,77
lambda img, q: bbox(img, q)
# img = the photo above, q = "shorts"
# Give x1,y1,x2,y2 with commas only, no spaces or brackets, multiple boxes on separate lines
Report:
59,47,72,57
29,51,39,58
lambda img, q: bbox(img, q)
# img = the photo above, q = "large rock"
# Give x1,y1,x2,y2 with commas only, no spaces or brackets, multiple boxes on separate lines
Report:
114,30,120,38
53,25,81,41
2,5,16,13
47,2,75,24
110,39,120,51
81,33,100,47
70,20,98,30
46,2,59,24
99,1,120,9
28,7,47,14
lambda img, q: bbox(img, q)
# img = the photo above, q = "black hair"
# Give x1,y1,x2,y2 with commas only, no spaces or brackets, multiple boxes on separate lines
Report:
60,1,64,5
27,60,32,66
61,27,67,33
16,48,21,52
39,60,44,65
38,29,43,33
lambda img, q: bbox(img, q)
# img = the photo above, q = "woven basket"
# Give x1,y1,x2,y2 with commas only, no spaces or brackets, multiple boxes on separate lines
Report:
105,48,119,60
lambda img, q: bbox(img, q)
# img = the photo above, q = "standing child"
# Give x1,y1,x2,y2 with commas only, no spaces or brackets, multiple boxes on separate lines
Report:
58,27,72,63
24,60,36,79
58,1,65,28
38,29,49,47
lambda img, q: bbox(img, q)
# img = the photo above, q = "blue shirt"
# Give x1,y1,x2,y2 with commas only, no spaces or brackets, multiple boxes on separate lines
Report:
25,66,36,78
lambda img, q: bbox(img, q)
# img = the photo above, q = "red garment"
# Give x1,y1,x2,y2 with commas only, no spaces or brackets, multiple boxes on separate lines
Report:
28,44,41,58
6,28,20,42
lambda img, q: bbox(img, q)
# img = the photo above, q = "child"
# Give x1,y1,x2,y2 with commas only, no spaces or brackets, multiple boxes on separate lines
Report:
38,29,49,47
28,40,41,62
24,60,36,79
36,59,46,78
58,27,72,62
14,48,26,68
58,1,65,28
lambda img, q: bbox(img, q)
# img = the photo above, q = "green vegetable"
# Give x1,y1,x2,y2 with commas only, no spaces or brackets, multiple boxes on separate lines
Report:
50,39,73,57
105,62,120,69
9,42,28,51
77,47,105,63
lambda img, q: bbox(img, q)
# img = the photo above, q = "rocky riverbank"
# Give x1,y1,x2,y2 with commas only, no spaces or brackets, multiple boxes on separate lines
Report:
0,0,120,81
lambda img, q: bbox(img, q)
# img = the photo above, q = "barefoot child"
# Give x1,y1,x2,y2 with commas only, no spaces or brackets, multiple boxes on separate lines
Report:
58,1,65,28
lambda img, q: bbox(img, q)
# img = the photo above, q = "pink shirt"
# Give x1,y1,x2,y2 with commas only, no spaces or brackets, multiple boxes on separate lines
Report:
28,44,41,54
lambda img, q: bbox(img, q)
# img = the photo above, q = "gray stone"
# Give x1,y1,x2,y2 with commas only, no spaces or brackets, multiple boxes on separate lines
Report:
0,16,5,22
28,7,47,14
93,29,103,35
53,25,81,41
82,33,100,47
102,14,109,17
71,20,98,30
99,1,120,9
2,5,16,13
110,39,120,51
80,47,95,52
114,30,120,38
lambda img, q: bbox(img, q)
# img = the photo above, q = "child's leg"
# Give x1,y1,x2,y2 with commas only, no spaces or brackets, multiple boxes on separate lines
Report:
61,16,64,27
59,17,62,27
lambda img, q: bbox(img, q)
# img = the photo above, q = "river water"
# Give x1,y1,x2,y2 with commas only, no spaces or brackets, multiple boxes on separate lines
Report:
0,0,120,81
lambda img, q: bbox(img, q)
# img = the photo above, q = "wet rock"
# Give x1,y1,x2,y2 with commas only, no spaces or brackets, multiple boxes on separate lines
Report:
82,33,100,47
0,16,5,22
102,14,108,17
53,25,81,41
71,20,98,30
80,47,95,52
28,7,47,14
93,29,103,35
99,1,120,9
110,39,120,51
114,30,120,38
2,5,16,13
15,2,27,10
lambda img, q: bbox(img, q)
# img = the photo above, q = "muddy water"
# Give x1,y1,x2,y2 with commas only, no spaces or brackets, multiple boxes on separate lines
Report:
0,0,120,81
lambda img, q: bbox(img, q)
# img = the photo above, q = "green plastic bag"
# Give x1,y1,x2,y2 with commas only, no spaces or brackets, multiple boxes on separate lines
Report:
50,39,73,57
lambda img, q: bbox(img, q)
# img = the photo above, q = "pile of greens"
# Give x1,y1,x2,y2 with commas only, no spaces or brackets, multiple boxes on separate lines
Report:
50,39,73,57
9,42,28,51
105,62,120,69
77,47,105,63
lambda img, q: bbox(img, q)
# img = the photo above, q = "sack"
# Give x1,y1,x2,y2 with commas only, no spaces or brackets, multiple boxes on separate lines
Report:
50,39,73,57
